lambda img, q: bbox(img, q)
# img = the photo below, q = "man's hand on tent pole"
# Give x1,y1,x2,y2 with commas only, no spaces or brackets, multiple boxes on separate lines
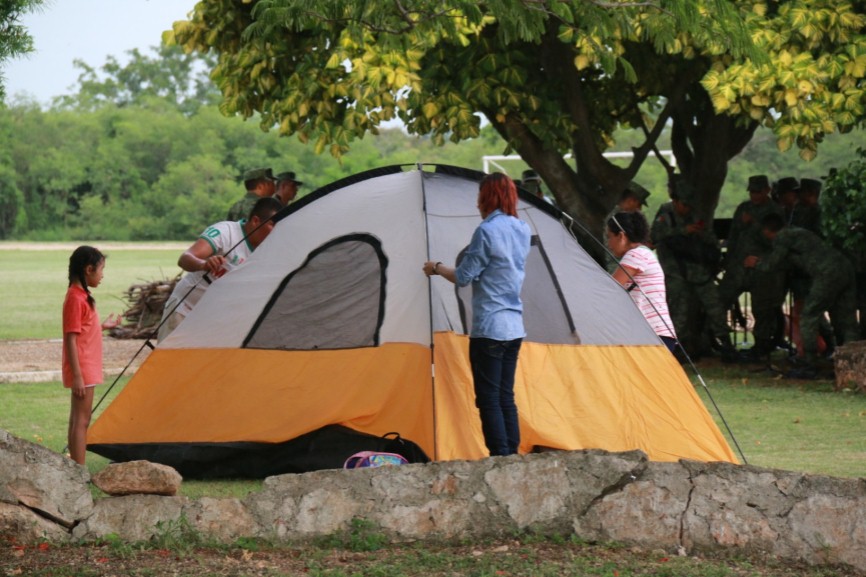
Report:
178,238,229,278
423,260,456,284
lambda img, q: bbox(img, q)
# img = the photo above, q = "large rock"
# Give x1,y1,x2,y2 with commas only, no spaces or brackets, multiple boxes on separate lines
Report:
91,461,182,496
683,461,789,553
247,450,651,541
485,455,572,530
0,502,70,543
185,497,260,543
780,473,866,569
576,461,690,548
0,429,92,528
72,495,187,542
3,429,866,575
247,468,374,539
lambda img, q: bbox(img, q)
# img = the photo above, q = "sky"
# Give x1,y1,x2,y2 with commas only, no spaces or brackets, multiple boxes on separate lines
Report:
3,0,196,104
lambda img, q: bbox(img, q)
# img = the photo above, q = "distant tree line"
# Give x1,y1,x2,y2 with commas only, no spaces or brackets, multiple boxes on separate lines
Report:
0,45,504,240
0,43,863,242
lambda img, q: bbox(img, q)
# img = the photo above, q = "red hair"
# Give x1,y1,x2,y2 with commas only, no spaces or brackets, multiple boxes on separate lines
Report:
478,172,518,217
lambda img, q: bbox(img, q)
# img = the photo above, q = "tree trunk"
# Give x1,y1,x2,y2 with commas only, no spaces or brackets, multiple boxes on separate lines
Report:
484,32,758,266
670,87,758,222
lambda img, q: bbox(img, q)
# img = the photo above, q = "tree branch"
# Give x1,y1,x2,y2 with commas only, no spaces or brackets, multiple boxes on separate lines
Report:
288,5,459,35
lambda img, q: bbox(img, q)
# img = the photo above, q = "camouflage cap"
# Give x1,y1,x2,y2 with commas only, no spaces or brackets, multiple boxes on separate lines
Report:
670,176,696,206
746,175,770,191
775,176,800,195
242,167,275,182
275,171,303,186
521,169,541,182
799,178,822,195
623,181,650,206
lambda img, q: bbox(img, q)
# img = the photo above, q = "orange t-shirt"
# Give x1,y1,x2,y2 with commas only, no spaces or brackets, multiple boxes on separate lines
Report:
62,285,103,387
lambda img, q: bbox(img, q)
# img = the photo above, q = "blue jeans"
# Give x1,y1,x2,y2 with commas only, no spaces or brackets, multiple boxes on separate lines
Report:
469,337,522,456
660,336,679,354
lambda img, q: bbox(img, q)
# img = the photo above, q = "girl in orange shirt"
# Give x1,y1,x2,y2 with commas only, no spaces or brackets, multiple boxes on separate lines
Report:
63,246,120,465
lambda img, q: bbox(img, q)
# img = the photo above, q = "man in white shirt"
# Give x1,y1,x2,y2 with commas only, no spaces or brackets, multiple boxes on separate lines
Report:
157,197,282,342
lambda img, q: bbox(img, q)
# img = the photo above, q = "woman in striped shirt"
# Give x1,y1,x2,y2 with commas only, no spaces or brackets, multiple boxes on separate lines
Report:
606,211,678,353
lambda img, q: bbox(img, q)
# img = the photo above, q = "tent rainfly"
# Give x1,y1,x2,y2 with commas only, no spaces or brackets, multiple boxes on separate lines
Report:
88,164,737,477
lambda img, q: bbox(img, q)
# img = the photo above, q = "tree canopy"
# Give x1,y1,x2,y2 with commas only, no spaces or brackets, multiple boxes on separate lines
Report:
169,0,759,258
170,0,866,262
0,44,514,240
171,0,749,150
701,1,866,161
54,44,221,114
0,0,43,100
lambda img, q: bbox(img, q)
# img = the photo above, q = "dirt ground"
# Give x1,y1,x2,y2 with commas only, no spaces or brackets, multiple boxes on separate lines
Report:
0,338,150,375
1,537,852,577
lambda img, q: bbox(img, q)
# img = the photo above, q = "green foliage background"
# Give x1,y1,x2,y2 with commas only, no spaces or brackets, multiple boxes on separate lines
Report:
0,45,862,241
822,148,866,254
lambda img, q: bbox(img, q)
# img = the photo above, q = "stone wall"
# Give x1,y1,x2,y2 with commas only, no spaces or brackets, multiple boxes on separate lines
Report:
2,429,865,573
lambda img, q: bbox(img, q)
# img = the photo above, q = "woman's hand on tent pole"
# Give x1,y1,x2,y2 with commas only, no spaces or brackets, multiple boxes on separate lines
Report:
423,260,456,284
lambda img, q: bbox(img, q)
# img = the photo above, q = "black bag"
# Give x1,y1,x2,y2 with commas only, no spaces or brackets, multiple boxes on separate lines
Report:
380,431,431,464
278,425,430,474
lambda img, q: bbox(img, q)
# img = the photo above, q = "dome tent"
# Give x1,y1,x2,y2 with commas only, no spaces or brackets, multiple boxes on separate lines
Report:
88,164,736,477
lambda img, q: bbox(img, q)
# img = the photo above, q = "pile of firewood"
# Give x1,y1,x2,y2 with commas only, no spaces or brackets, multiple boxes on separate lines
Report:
108,276,180,339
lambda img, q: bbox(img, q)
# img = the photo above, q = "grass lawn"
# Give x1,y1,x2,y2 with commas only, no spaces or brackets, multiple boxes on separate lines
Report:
0,377,263,499
0,243,184,340
693,364,866,478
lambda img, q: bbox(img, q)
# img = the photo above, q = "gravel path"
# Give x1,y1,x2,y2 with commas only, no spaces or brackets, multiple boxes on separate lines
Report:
0,241,187,251
0,338,151,383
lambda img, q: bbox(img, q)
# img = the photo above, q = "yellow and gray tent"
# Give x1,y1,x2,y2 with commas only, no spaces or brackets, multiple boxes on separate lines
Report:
88,165,736,477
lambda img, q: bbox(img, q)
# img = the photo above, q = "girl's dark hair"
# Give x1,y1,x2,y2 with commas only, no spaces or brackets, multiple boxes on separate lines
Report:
607,211,650,244
68,245,105,308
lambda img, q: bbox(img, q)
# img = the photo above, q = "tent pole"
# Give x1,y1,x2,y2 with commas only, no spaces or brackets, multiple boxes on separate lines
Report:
559,212,749,465
419,164,439,461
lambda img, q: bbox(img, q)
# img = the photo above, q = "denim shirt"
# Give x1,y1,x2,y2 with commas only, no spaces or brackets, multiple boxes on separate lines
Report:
455,209,531,340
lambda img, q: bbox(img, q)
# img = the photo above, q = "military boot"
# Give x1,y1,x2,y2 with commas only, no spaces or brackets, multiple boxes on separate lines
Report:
715,336,742,364
740,340,773,363
786,354,819,379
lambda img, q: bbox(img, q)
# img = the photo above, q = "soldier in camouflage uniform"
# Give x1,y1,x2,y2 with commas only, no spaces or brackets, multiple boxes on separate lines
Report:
651,178,738,362
273,171,303,206
521,169,544,199
792,178,822,235
717,175,786,359
227,167,276,221
618,181,650,214
746,213,859,377
786,178,827,355
776,176,800,225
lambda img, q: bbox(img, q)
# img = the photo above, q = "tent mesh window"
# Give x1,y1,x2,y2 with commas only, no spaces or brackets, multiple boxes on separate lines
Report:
243,234,387,350
455,235,577,344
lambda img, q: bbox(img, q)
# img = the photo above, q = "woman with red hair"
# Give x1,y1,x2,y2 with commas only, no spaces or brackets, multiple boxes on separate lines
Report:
423,172,531,456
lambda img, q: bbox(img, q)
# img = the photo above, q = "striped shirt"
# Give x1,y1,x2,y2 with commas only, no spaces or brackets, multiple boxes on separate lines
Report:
620,245,676,339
